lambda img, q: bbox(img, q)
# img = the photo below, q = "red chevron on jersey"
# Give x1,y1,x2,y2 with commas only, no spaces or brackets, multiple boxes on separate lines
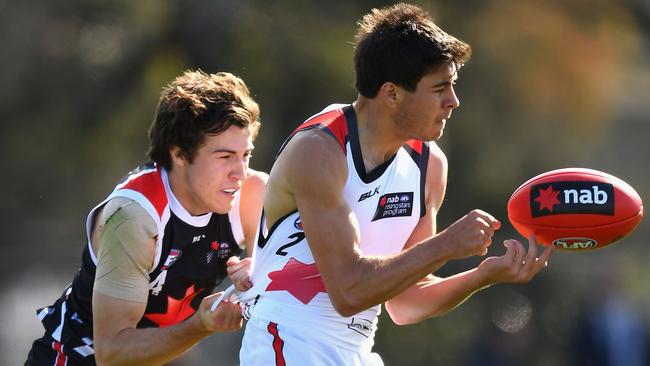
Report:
121,169,167,219
265,258,326,304
291,107,349,152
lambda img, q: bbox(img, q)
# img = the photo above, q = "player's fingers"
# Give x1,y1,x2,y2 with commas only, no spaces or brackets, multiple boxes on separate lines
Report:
227,257,251,275
534,246,554,271
524,237,538,267
502,240,517,263
214,301,243,331
512,239,526,267
477,218,495,239
227,256,250,270
474,210,500,230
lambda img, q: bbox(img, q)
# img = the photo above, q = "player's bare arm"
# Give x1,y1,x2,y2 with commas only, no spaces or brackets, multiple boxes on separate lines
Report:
91,203,242,365
226,168,268,291
385,145,552,325
269,130,494,317
240,168,268,253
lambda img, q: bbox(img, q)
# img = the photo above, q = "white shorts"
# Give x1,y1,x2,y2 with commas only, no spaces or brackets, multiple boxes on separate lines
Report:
240,315,384,366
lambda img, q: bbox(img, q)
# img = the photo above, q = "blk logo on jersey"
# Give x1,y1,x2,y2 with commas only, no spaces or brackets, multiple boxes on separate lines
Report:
358,186,380,202
530,182,615,217
372,192,413,221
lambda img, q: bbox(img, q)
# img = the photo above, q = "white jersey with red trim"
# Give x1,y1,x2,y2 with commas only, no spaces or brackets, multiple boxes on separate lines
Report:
242,104,429,353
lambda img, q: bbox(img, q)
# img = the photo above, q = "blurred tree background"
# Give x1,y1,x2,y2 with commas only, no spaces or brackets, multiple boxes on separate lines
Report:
2,0,649,365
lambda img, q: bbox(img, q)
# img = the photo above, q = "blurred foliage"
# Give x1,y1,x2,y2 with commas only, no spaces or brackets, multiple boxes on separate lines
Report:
2,0,649,365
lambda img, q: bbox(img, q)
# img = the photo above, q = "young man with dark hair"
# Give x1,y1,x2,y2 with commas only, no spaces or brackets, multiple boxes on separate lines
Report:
26,70,266,365
238,4,552,365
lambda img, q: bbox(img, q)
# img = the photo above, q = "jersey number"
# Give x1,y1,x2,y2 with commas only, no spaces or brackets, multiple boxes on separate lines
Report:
275,232,305,256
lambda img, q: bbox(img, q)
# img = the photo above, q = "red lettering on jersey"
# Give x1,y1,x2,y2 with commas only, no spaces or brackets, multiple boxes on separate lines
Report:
266,258,326,304
144,285,202,327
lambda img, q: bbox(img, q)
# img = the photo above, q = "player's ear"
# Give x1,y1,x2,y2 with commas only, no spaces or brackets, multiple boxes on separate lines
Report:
169,146,188,167
378,82,401,109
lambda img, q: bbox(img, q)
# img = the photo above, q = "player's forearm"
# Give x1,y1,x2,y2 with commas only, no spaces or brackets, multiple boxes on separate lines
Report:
386,268,490,325
95,314,211,366
327,234,456,316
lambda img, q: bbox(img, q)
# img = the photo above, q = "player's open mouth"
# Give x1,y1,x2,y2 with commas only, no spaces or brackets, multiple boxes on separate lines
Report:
222,188,239,196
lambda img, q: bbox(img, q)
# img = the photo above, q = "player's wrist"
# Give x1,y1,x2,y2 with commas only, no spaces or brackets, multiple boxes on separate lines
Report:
429,230,458,261
191,308,216,335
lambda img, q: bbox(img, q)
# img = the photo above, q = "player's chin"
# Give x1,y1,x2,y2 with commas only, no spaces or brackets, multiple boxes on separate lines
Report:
423,129,443,141
212,198,235,215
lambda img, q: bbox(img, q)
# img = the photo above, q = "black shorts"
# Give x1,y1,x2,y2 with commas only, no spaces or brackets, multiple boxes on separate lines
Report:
25,334,93,366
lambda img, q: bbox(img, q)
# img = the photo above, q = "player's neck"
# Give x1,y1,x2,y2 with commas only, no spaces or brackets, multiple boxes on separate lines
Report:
353,98,408,170
166,167,207,216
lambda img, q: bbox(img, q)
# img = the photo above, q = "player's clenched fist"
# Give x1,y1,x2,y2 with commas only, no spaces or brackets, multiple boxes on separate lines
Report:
197,292,243,333
227,256,253,291
438,209,501,259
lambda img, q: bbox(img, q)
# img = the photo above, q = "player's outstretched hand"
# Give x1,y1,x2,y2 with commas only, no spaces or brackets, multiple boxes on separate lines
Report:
198,291,243,333
478,235,553,285
438,209,501,259
227,256,253,291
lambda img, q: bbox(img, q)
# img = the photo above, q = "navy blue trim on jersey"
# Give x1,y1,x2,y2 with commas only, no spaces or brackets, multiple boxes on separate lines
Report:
344,106,396,184
257,209,299,249
403,142,430,218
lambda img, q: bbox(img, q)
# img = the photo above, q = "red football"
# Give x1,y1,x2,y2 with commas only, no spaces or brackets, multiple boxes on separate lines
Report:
507,168,643,251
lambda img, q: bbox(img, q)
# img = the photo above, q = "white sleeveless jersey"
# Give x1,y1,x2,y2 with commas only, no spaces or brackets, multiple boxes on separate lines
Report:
243,104,429,352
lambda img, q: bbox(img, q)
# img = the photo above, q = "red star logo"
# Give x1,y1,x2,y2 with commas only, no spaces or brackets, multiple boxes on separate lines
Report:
144,285,202,327
534,185,561,212
266,258,326,304
210,241,219,250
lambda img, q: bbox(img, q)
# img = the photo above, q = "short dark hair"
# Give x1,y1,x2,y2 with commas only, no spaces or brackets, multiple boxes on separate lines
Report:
354,3,472,98
148,70,260,170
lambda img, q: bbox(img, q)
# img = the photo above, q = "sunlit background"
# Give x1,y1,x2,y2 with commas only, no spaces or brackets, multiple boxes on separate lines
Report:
2,0,649,365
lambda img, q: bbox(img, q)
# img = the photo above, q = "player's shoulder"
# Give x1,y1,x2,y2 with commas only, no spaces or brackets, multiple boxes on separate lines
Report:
426,141,447,165
240,168,268,208
272,128,348,198
423,141,448,202
101,197,156,230
284,127,347,167
244,168,269,190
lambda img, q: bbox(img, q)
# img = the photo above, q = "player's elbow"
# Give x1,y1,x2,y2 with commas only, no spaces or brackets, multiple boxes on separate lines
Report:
330,291,368,317
331,298,363,317
93,337,124,366
388,311,418,326
385,306,418,325
385,300,440,325
93,345,114,366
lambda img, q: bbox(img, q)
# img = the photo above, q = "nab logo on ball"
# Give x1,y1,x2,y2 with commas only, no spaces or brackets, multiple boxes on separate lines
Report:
530,181,615,217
